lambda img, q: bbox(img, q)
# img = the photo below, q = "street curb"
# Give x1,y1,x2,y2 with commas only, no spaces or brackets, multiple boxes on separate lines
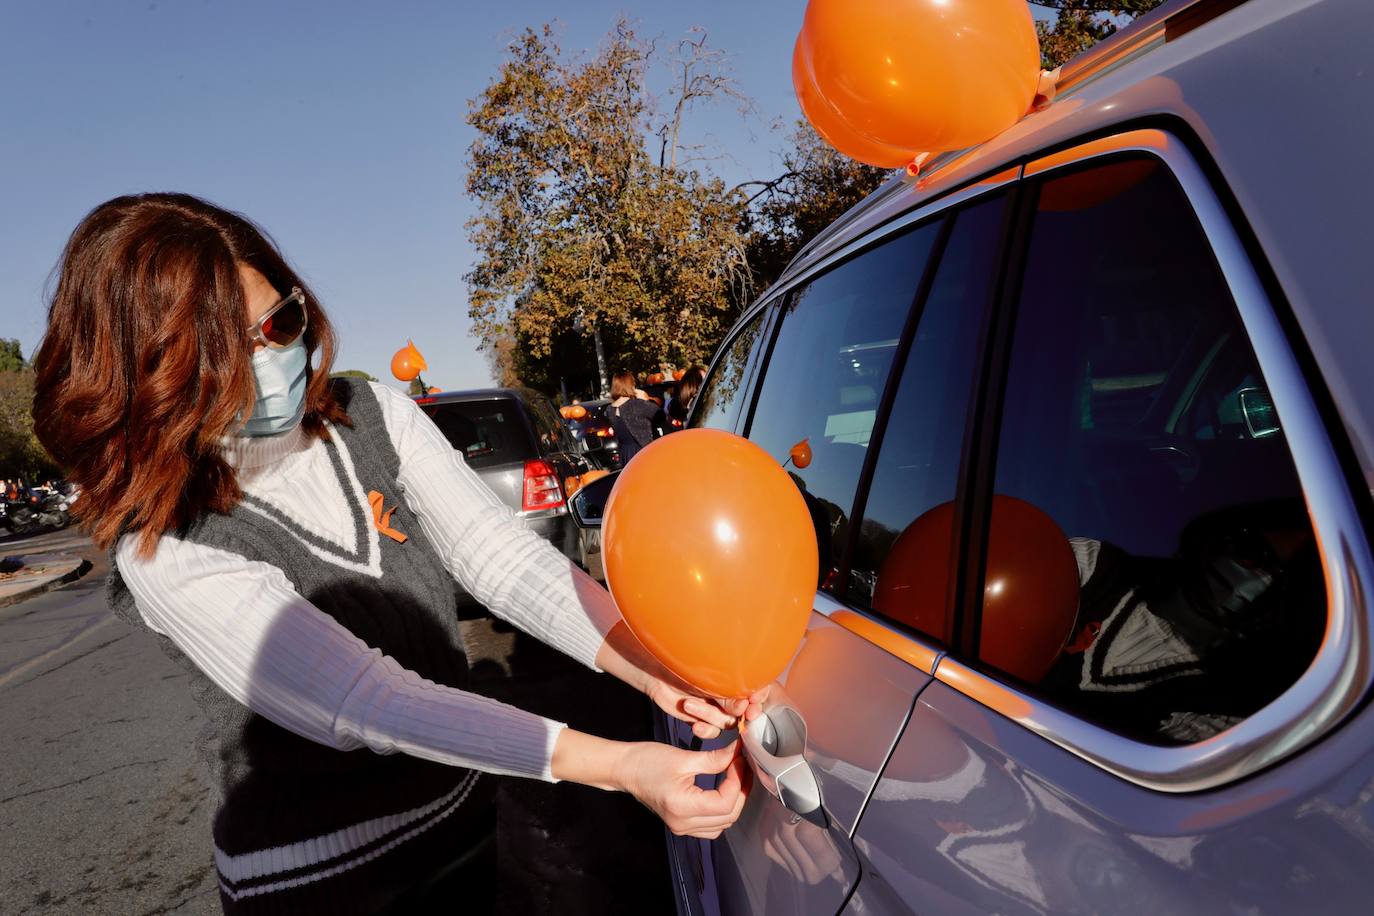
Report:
0,559,94,609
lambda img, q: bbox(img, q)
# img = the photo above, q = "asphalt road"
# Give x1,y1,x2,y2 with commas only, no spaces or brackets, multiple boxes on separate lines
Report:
0,528,218,914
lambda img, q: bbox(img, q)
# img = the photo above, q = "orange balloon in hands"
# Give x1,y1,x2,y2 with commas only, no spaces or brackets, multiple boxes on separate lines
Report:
604,429,817,698
798,0,1040,155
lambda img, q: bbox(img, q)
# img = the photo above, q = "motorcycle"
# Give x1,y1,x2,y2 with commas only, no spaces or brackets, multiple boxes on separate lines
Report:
2,490,70,535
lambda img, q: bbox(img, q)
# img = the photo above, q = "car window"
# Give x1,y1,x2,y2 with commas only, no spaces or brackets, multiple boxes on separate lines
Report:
527,395,571,452
746,222,942,586
420,400,534,469
694,308,769,432
848,196,1007,641
977,156,1325,745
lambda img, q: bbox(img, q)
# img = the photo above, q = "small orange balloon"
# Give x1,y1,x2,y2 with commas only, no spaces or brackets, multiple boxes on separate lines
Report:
390,339,428,383
792,32,915,169
873,496,1079,684
789,438,813,470
672,369,686,381
580,469,610,486
800,0,1040,153
565,475,583,496
569,405,587,420
604,429,818,698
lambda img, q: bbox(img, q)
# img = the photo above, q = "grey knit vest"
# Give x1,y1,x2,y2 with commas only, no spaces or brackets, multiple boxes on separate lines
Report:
107,379,490,914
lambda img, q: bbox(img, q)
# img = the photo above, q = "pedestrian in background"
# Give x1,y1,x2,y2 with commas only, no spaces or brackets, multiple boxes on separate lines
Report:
31,193,747,915
666,367,706,432
608,370,658,464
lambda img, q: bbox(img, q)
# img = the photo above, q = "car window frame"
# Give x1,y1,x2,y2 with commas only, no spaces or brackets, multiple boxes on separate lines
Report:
721,127,1373,794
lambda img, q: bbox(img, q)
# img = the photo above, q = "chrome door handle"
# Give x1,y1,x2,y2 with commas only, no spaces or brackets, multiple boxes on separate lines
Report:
741,705,825,825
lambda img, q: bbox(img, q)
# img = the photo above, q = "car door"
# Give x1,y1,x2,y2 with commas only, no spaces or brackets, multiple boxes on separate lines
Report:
847,134,1374,913
666,190,1013,916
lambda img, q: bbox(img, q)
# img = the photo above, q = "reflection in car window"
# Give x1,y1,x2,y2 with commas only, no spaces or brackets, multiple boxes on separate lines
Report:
747,223,941,586
851,196,1007,641
979,156,1324,745
694,309,768,432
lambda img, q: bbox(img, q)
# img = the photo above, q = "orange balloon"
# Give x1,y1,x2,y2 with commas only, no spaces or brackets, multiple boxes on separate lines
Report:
801,0,1040,153
789,438,813,470
672,369,686,381
569,405,587,420
580,468,610,486
604,429,818,697
564,475,583,496
390,339,428,383
792,31,915,169
873,496,1079,684
1037,158,1158,212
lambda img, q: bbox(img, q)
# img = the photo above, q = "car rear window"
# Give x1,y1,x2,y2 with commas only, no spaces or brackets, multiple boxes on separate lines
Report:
420,400,534,469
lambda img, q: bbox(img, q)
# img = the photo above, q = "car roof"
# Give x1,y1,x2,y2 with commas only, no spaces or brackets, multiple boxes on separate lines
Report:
757,0,1374,484
412,387,548,406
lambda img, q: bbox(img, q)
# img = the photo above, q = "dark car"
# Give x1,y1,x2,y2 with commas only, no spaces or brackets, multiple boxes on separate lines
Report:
414,388,593,601
565,398,622,470
570,1,1374,912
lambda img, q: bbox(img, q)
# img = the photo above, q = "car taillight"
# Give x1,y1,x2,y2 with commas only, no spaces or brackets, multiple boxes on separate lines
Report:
522,459,565,512
596,428,614,438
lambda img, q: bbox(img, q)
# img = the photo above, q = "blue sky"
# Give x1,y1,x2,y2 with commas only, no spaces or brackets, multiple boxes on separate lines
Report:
1,1,1052,392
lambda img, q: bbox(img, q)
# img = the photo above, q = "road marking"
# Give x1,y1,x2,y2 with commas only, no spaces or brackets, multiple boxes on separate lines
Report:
0,613,114,689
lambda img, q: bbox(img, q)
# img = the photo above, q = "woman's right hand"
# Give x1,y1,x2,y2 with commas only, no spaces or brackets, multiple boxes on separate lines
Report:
616,740,749,839
551,730,749,839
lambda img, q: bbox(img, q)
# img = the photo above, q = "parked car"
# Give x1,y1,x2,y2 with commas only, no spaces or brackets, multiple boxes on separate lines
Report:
571,1,1374,912
414,388,594,601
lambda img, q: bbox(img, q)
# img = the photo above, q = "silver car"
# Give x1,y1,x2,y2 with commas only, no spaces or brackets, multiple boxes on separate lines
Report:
576,0,1374,911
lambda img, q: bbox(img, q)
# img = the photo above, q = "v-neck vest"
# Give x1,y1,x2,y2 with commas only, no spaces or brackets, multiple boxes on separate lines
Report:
108,379,488,914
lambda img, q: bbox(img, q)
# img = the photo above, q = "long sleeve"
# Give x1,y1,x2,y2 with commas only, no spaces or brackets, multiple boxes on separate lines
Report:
116,535,566,781
372,383,621,670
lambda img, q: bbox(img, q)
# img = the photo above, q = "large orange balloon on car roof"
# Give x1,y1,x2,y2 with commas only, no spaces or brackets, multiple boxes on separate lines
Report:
797,0,1040,155
390,340,428,383
604,429,817,698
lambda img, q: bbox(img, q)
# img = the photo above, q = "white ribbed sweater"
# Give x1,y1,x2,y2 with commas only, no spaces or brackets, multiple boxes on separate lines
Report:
116,382,621,782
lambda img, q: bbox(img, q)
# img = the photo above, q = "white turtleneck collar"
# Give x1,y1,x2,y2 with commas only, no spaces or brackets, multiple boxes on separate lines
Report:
220,422,312,470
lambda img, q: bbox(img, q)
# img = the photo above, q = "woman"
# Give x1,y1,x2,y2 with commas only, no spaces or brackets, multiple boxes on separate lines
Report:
666,367,706,432
607,371,659,464
32,194,746,914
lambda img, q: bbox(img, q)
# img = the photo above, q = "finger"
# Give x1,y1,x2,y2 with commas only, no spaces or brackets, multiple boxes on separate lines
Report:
720,696,748,718
682,697,737,730
692,721,722,740
698,740,740,776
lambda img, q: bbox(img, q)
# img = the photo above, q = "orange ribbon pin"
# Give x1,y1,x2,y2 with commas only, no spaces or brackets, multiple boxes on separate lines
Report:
367,490,408,544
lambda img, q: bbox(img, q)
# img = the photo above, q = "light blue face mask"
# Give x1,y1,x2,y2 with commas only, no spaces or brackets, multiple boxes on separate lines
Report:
241,336,309,437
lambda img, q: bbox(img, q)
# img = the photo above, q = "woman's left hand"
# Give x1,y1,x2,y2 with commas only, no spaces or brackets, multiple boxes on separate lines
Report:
645,670,747,740
597,622,747,740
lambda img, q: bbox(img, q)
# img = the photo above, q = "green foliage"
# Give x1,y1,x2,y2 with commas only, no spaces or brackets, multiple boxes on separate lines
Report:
330,369,379,383
742,121,890,293
0,338,26,373
0,368,58,480
465,23,751,392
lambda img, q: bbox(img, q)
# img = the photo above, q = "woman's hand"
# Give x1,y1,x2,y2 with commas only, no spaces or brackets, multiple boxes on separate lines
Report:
596,621,746,739
615,740,750,838
551,730,750,838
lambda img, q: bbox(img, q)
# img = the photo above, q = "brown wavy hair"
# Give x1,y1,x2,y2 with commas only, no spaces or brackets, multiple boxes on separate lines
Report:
33,193,349,556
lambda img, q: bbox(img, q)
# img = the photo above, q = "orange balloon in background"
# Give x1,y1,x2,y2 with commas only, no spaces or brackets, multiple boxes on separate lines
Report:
799,0,1040,154
672,369,687,381
390,339,428,383
569,405,587,420
604,429,818,697
580,468,610,486
873,496,1079,685
1037,157,1158,212
792,33,915,169
789,438,813,470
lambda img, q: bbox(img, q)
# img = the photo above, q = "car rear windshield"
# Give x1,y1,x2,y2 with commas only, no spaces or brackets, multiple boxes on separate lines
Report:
420,400,534,469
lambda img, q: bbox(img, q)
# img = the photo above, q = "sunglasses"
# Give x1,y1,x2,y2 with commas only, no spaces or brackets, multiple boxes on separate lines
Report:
245,287,309,350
